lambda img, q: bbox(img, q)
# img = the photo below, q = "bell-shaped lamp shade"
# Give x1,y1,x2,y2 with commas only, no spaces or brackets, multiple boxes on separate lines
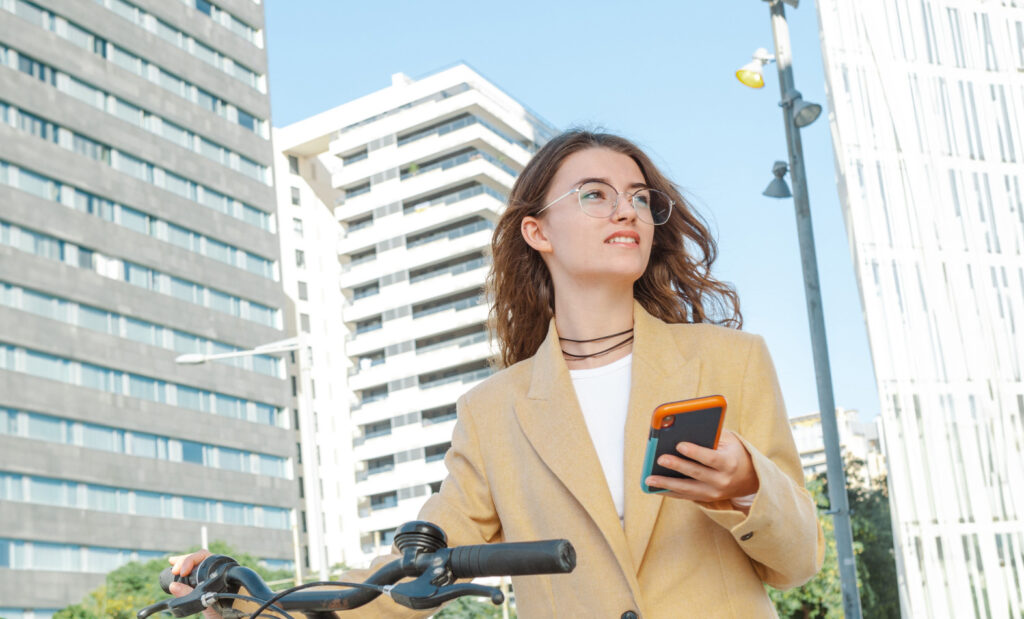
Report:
793,99,823,128
736,60,766,89
763,176,792,199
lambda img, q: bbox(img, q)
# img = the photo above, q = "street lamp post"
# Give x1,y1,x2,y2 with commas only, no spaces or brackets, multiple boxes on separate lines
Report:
739,1,863,617
175,336,330,584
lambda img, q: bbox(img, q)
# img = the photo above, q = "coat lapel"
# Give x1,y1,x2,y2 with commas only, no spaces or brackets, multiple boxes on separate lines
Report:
514,302,705,599
622,302,703,569
517,316,641,597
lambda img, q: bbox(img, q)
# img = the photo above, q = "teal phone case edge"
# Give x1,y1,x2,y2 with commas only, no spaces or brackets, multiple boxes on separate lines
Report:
641,437,669,494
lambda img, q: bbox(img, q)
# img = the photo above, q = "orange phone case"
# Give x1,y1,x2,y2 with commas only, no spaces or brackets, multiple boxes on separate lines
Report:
641,395,727,494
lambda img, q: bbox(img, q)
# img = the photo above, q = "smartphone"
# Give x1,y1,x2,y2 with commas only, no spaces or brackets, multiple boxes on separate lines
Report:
641,395,727,494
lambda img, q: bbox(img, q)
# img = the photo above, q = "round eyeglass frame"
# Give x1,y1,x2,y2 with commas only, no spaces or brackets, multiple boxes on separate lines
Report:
536,180,674,225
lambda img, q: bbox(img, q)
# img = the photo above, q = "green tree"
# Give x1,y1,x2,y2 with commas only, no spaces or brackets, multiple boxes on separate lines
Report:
433,595,516,619
768,458,900,619
54,541,294,619
836,461,900,619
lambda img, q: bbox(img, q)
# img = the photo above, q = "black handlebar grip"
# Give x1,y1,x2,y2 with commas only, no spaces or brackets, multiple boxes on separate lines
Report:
159,567,177,594
159,566,197,594
449,540,576,579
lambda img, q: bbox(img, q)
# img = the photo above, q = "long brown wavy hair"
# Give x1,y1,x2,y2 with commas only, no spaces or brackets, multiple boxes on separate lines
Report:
487,130,742,368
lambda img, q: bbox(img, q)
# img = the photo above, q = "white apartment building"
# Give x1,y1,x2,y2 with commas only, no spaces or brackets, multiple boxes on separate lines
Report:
272,140,357,573
816,1,1024,617
788,408,886,486
275,65,555,568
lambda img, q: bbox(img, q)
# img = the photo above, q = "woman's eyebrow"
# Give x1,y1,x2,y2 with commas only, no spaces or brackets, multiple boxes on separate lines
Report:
574,176,650,189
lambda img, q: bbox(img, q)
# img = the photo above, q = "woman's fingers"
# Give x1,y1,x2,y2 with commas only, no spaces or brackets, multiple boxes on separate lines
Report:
170,549,211,576
645,475,719,501
168,581,193,597
657,453,709,481
674,441,721,470
650,430,759,501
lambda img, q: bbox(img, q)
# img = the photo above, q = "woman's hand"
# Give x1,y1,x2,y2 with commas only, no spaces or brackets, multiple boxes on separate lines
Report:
167,550,220,618
644,430,759,507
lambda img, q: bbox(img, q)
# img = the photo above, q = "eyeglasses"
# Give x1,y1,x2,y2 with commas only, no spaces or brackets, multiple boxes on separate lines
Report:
536,180,674,225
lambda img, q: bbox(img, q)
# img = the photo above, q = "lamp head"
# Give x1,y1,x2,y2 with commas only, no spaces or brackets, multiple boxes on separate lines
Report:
763,160,792,199
792,98,823,127
736,48,774,89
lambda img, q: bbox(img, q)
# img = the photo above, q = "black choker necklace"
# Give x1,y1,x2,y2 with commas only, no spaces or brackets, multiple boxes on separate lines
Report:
559,327,634,360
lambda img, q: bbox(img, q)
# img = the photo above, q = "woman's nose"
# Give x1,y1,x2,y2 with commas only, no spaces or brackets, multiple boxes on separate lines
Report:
612,193,639,222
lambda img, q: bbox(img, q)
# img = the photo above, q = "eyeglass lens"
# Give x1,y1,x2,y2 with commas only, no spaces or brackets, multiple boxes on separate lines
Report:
577,181,672,225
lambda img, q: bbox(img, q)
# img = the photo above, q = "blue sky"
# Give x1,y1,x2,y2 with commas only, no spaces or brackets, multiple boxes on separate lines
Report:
264,0,879,421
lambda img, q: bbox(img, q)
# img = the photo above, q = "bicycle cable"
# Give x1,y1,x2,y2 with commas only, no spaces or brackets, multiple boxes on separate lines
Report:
249,581,389,619
205,593,293,619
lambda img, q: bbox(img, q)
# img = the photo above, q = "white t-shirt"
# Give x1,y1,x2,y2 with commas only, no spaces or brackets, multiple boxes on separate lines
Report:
569,353,633,521
570,353,757,520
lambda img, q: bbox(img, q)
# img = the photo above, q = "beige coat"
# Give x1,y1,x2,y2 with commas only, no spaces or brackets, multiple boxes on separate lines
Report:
349,302,823,618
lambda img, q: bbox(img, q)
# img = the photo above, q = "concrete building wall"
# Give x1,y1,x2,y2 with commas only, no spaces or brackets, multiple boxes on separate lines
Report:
0,0,298,614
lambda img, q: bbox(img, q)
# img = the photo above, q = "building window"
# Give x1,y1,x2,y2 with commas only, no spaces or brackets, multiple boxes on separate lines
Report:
345,182,371,199
342,149,368,165
349,247,376,266
361,418,391,439
297,281,308,301
357,350,385,370
295,249,305,268
425,442,451,463
288,155,299,174
354,315,382,334
292,218,303,237
360,384,388,405
422,404,457,425
366,455,394,475
353,281,379,300
369,491,397,511
347,214,373,233
290,186,301,206
300,314,310,333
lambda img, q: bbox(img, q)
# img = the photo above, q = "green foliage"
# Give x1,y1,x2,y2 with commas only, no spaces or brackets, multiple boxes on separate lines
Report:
433,595,516,618
54,541,295,619
768,457,900,619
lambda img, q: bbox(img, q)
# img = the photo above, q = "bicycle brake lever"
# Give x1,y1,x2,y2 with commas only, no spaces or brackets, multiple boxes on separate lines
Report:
135,588,208,619
136,599,171,619
165,587,211,617
388,577,504,610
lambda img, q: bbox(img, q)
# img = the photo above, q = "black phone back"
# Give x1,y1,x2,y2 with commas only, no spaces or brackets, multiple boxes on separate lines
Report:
648,406,724,479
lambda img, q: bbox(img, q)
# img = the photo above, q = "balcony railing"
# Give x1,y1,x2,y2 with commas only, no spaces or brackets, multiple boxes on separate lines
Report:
406,217,493,249
401,149,517,181
410,256,486,284
416,329,487,355
419,367,492,390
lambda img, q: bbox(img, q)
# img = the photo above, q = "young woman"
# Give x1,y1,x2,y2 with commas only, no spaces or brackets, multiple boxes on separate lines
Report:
171,130,823,617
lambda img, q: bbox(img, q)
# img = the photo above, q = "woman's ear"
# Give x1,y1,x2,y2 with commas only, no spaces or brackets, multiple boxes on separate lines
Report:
521,216,553,254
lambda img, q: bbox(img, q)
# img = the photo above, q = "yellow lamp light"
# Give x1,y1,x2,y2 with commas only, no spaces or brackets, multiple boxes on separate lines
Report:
736,48,774,89
736,61,766,89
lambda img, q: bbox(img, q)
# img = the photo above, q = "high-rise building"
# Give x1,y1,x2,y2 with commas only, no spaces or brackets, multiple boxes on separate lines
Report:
788,408,886,485
275,65,555,568
0,1,298,615
816,1,1024,616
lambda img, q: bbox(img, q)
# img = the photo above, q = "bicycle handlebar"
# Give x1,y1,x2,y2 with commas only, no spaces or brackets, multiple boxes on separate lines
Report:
449,539,575,578
139,521,576,618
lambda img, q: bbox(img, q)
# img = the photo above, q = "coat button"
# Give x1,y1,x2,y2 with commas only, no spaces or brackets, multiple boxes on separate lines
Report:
740,532,754,541
621,612,638,619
